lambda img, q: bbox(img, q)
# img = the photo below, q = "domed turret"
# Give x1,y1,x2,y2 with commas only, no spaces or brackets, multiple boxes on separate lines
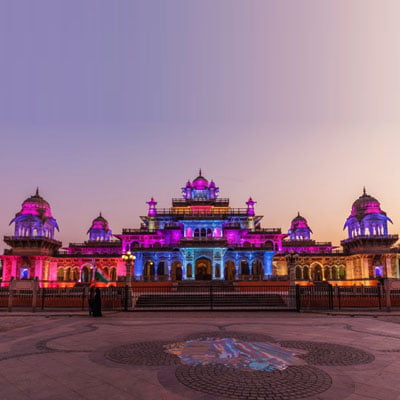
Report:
344,188,392,238
192,169,209,190
9,188,59,239
87,213,112,241
181,170,219,200
288,213,312,240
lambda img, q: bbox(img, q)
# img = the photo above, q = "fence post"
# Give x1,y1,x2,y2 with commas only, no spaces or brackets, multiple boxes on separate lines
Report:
41,287,45,310
295,285,301,312
32,282,37,313
7,289,13,312
210,285,213,311
384,279,391,312
82,287,87,311
124,285,129,312
338,286,341,311
328,284,333,310
378,283,382,310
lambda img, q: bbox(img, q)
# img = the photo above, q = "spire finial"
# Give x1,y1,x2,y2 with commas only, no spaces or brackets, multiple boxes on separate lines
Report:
363,186,366,195
298,211,300,217
35,187,39,196
199,168,202,176
99,211,102,217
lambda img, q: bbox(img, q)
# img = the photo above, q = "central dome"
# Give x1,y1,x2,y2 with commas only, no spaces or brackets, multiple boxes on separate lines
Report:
192,169,209,190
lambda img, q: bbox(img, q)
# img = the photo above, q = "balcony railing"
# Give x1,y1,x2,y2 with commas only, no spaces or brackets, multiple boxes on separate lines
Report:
172,198,230,206
68,241,121,247
341,234,399,243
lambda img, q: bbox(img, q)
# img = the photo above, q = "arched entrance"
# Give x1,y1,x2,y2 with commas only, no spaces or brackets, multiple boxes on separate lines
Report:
311,264,323,281
224,260,235,280
144,261,155,281
251,260,262,280
195,258,212,280
171,261,182,281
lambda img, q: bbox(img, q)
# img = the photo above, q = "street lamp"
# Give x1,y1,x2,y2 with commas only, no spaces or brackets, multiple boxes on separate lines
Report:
285,251,299,284
122,251,136,284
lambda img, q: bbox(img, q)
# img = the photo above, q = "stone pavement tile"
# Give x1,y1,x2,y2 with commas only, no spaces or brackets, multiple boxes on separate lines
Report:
0,388,31,400
354,382,400,400
9,373,82,400
76,381,168,400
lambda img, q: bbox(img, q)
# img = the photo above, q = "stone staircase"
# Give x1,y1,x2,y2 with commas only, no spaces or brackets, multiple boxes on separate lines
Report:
133,282,289,310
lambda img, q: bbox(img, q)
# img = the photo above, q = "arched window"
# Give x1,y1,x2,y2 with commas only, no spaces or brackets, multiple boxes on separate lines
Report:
187,263,192,278
324,266,331,280
295,266,302,280
73,268,79,281
81,267,90,283
21,268,29,279
110,268,117,281
65,268,72,281
303,266,310,280
194,228,200,238
207,228,212,238
339,265,346,280
215,263,221,278
57,268,64,281
157,261,165,276
201,228,206,238
240,260,249,275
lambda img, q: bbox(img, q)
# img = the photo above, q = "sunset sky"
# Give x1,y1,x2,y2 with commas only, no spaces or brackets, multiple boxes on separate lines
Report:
1,0,400,251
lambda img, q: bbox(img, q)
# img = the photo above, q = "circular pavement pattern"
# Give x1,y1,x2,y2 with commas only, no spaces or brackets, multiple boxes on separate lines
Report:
278,340,375,366
105,341,180,366
175,363,332,400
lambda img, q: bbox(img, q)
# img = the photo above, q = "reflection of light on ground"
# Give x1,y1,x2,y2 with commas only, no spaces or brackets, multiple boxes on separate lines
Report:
164,338,304,371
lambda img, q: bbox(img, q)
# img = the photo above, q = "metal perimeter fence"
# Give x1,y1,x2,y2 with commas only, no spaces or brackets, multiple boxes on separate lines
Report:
0,281,399,312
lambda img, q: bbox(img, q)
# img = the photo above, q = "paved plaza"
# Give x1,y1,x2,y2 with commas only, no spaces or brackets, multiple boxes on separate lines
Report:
0,311,400,399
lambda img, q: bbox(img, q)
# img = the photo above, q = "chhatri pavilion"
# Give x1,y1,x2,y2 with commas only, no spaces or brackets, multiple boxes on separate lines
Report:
1,171,399,286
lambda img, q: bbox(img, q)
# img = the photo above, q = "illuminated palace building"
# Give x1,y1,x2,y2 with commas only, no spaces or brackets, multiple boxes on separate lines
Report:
1,171,400,286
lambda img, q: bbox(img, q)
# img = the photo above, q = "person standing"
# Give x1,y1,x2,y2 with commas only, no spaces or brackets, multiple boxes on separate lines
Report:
93,288,102,317
88,286,95,316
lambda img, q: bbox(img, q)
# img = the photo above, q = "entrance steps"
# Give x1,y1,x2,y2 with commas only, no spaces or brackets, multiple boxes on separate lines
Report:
133,282,289,310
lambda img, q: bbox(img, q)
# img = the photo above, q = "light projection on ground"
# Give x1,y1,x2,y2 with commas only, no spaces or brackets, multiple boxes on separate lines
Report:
164,337,304,372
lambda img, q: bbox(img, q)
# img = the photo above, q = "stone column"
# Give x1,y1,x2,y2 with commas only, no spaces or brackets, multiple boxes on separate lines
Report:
235,260,240,280
167,260,172,281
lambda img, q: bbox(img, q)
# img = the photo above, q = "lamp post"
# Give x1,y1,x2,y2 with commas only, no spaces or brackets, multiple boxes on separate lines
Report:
285,251,298,285
122,251,136,284
122,251,136,310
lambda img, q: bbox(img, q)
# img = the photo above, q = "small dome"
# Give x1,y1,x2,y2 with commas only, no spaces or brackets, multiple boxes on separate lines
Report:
23,188,50,208
209,180,216,188
290,213,309,230
192,169,209,189
344,188,393,238
288,212,312,240
87,213,112,241
90,213,109,230
10,188,59,239
350,188,384,219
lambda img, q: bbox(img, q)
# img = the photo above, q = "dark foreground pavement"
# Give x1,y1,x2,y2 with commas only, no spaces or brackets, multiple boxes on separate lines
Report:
0,311,399,400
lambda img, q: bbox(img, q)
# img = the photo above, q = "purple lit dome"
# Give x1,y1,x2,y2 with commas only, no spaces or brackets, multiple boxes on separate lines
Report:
288,213,312,241
349,189,387,219
344,188,392,238
87,213,112,241
192,172,209,190
10,188,59,239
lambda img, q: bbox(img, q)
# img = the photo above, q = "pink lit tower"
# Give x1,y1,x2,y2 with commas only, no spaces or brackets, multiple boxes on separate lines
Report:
2,189,61,281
